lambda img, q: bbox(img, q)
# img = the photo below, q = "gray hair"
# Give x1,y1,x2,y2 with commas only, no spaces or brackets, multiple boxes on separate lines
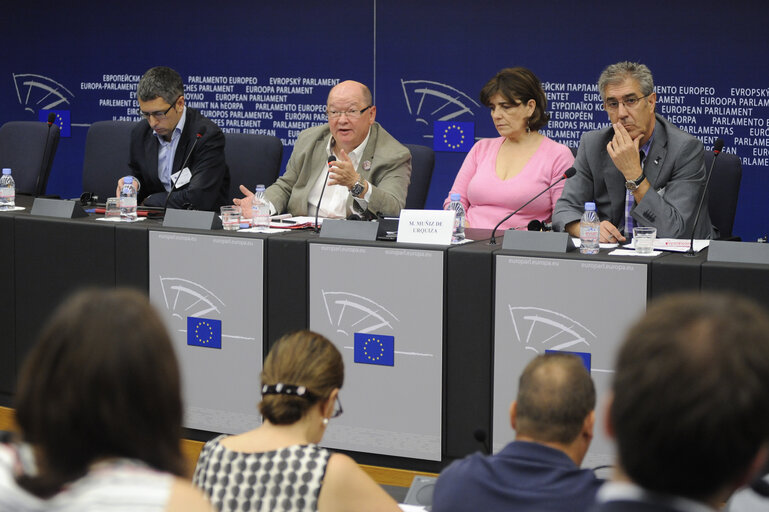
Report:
598,61,654,100
137,66,184,104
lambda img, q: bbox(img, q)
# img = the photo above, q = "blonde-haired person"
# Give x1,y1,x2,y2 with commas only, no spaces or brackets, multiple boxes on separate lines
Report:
193,330,401,512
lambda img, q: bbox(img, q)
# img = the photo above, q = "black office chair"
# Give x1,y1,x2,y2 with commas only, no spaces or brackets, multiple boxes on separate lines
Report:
0,120,60,195
403,143,435,210
224,132,283,202
705,151,742,239
81,120,136,202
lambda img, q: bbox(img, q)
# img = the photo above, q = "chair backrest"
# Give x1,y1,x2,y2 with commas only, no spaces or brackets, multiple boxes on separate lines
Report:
81,121,136,202
403,144,436,210
705,151,742,239
0,121,60,195
224,132,283,202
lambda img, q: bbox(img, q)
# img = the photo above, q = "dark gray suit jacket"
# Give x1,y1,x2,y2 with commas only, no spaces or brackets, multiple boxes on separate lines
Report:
265,122,411,217
129,107,230,211
553,114,713,239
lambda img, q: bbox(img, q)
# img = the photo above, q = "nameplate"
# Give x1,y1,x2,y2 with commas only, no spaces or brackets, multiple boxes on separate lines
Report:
501,230,576,253
30,198,88,219
320,219,378,241
162,209,222,230
397,209,454,245
707,240,769,264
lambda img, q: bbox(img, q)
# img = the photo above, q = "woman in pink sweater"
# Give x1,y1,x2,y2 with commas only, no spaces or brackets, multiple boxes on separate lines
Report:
444,68,574,230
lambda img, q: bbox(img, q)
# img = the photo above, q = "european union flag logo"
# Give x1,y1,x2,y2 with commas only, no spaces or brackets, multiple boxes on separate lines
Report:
187,317,222,349
434,121,474,152
354,333,394,366
546,349,591,372
39,109,71,137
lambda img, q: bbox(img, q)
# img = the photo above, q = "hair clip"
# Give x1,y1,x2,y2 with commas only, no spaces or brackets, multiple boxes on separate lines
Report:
261,383,316,400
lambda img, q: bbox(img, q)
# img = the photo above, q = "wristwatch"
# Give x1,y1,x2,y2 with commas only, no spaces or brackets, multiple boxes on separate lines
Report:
625,173,645,191
350,179,365,197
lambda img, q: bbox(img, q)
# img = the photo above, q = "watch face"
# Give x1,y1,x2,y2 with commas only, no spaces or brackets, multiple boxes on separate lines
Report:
626,173,644,190
351,183,364,196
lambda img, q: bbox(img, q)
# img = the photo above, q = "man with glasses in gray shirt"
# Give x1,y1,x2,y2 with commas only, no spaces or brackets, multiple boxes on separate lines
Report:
117,66,230,211
234,80,411,219
553,61,713,241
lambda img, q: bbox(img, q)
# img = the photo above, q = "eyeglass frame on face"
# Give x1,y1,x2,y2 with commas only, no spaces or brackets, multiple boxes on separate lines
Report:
603,93,652,112
330,395,343,418
138,95,181,120
325,105,372,119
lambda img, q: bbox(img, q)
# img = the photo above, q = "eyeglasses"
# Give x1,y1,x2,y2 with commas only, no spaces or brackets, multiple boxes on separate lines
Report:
603,94,651,112
138,96,181,120
331,396,343,418
326,105,372,119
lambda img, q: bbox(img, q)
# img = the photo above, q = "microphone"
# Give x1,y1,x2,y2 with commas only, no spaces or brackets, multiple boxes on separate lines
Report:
35,112,57,196
684,138,724,256
164,126,207,210
315,155,335,233
489,167,576,245
473,428,491,455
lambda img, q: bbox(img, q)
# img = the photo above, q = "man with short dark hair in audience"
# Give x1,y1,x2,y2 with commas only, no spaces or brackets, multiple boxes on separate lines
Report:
591,293,769,512
432,353,603,512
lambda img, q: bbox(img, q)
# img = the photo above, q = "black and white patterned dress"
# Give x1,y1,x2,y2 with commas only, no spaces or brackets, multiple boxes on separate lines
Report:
193,434,331,512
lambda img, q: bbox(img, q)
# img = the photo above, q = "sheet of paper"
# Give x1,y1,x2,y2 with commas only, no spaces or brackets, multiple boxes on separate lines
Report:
95,216,146,222
608,248,663,257
653,238,710,253
571,238,619,249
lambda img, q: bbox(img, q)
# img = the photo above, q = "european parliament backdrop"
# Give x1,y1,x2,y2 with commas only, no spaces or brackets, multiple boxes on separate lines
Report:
1,1,768,240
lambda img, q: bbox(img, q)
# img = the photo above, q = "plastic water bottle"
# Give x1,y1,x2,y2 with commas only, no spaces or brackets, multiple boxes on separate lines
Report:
0,168,15,210
120,176,138,221
446,193,465,242
252,184,270,231
580,202,600,255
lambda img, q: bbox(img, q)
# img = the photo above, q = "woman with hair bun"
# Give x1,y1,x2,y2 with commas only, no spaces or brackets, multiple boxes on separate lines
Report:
193,330,400,512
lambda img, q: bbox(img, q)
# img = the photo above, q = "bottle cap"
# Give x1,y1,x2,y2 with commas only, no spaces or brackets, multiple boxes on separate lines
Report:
585,202,596,210
450,193,461,201
124,176,134,184
256,184,265,192
2,168,10,175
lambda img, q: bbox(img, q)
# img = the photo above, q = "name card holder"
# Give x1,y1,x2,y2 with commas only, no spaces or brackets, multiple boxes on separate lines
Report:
162,209,222,230
320,219,378,241
707,240,769,264
30,198,88,219
396,209,454,245
501,230,575,253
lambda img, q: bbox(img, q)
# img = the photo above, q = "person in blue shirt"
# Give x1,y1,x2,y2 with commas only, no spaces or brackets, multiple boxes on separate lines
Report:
433,352,603,512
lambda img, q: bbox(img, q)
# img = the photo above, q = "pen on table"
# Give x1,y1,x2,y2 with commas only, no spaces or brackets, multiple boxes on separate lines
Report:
278,219,296,224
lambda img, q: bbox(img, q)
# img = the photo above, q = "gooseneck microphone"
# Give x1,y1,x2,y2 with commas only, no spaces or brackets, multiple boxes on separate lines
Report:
315,155,335,233
685,138,724,257
489,167,576,245
164,126,207,210
35,112,57,196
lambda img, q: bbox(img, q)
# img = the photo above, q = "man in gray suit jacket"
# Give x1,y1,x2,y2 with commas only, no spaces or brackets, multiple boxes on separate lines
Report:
235,80,411,218
553,62,713,241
